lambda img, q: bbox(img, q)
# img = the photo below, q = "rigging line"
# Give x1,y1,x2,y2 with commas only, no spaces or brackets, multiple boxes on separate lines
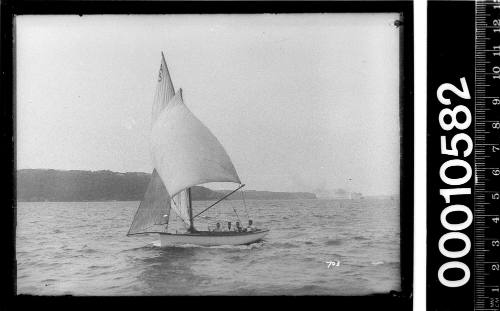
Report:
241,188,249,219
164,202,172,231
228,193,241,223
192,184,245,220
231,204,241,224
171,197,189,229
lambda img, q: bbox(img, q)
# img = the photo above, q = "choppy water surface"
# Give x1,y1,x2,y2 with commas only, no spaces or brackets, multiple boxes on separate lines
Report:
16,198,400,295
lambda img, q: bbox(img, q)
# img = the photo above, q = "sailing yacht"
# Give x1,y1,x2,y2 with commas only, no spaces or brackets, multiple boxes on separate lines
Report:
127,52,269,247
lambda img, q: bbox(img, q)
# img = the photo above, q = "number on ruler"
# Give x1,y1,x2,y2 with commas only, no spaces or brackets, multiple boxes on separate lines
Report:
490,298,499,309
494,66,500,79
494,46,500,57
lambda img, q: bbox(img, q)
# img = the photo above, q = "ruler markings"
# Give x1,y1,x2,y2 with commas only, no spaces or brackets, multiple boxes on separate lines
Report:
476,2,499,310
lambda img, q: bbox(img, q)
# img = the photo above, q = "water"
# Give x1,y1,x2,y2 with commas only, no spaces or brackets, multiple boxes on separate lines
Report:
16,198,400,295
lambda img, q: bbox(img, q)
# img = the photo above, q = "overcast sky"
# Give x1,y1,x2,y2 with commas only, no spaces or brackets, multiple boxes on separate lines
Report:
16,14,401,196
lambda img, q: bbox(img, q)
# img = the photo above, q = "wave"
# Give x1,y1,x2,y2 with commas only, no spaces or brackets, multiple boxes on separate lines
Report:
119,247,146,254
284,232,306,239
387,261,400,268
271,241,300,249
353,236,369,241
151,240,161,248
88,264,113,269
81,248,98,254
285,284,332,295
298,284,323,291
325,239,342,246
369,260,399,267
78,245,99,254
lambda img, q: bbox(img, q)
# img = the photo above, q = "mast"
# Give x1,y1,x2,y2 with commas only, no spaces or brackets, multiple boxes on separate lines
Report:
187,187,195,232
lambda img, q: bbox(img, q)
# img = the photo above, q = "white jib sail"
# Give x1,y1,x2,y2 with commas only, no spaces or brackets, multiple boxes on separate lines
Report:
127,169,170,235
151,88,241,198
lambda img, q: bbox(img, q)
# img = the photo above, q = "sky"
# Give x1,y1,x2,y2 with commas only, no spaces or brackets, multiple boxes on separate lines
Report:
16,14,401,196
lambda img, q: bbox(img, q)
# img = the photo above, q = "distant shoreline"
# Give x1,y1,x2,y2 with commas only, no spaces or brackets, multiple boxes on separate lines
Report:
16,169,317,202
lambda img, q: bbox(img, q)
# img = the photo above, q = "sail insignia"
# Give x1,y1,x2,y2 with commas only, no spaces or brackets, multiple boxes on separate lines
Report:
152,52,175,125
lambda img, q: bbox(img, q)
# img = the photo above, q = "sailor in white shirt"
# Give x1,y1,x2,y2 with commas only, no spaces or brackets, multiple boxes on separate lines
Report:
163,214,169,230
247,219,256,231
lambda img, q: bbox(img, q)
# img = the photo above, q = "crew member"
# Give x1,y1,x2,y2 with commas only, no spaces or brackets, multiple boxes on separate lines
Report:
163,214,169,230
247,219,256,231
214,222,222,232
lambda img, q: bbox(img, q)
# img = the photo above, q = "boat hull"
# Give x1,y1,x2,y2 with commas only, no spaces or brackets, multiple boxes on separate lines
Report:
158,229,269,247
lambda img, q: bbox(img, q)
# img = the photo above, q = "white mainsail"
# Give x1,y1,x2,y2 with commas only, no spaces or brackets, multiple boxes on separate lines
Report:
151,88,241,198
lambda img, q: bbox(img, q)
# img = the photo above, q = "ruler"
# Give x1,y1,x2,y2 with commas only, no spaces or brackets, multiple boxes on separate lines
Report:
475,1,500,310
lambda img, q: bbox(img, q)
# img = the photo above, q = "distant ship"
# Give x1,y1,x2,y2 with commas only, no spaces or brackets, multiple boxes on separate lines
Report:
349,192,363,200
315,189,363,200
127,53,269,247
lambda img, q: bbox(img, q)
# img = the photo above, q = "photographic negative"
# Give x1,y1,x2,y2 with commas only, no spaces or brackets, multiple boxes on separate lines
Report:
14,8,412,299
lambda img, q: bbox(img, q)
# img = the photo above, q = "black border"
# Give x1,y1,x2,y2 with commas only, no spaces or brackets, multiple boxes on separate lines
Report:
2,1,413,309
